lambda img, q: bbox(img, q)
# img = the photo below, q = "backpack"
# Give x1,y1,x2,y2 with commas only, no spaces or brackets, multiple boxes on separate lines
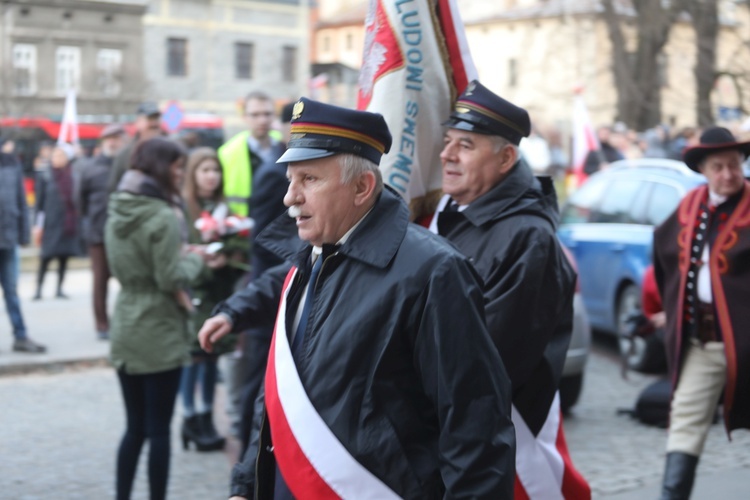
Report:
618,378,671,428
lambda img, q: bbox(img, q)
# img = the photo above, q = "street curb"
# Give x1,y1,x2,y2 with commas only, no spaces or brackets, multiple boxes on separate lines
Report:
0,356,110,377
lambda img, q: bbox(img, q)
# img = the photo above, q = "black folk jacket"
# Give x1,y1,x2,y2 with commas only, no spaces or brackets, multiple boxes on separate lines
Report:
220,187,516,499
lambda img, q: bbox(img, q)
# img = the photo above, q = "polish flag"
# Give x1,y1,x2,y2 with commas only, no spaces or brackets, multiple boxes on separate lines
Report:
357,0,477,216
57,89,80,147
568,89,599,193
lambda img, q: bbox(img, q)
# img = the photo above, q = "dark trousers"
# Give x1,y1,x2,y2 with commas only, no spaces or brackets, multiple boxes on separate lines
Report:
36,255,68,294
116,367,182,500
89,244,110,332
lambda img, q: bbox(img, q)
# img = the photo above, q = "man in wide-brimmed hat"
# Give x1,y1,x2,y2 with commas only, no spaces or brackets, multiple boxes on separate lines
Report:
653,126,750,499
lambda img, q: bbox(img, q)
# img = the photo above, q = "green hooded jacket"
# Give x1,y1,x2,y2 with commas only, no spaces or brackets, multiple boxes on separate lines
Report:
105,174,204,374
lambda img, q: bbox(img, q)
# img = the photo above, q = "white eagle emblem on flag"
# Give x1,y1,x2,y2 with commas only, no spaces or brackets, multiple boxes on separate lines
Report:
358,0,388,100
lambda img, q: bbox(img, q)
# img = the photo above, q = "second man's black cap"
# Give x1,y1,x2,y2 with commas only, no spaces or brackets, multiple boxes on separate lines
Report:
444,80,530,145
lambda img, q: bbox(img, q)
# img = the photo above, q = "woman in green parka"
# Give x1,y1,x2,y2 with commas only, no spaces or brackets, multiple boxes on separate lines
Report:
105,138,210,500
179,147,248,452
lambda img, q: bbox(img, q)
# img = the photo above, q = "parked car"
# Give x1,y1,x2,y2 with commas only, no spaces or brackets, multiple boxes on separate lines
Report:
560,244,591,413
557,158,705,372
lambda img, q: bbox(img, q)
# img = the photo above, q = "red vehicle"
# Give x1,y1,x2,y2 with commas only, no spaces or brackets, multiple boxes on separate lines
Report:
0,117,107,173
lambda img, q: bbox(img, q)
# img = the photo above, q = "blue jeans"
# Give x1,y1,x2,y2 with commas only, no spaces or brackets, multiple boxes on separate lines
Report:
0,246,27,340
180,358,218,416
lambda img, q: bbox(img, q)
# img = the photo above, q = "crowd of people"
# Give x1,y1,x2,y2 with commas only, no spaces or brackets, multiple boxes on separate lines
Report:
0,82,748,500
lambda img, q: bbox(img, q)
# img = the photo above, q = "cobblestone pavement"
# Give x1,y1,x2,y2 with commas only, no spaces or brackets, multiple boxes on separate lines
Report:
564,340,750,498
0,367,236,499
2,267,748,498
3,344,748,499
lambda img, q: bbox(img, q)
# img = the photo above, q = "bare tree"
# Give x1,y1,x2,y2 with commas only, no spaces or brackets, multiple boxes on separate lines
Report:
686,0,718,126
601,0,685,131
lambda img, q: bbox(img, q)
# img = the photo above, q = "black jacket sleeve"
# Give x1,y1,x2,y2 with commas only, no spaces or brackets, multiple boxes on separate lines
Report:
413,255,516,498
213,262,291,332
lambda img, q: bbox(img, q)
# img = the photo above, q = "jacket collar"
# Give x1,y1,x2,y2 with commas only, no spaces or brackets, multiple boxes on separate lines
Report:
257,185,409,270
461,160,557,226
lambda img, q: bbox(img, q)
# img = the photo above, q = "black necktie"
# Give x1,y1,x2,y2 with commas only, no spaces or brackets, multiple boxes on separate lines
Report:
444,199,459,212
291,254,323,357
438,199,460,235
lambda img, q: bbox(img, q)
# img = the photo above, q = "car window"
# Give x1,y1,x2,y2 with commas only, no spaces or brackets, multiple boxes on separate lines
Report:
645,183,681,226
590,178,645,224
560,175,609,223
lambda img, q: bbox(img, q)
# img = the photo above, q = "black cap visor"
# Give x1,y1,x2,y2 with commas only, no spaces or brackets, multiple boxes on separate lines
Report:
277,147,337,164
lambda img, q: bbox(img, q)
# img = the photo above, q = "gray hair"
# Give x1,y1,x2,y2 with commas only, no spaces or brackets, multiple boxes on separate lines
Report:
338,153,383,195
489,135,519,156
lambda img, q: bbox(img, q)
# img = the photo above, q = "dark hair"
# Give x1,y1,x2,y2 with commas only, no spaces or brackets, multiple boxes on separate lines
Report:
130,138,187,201
182,147,225,222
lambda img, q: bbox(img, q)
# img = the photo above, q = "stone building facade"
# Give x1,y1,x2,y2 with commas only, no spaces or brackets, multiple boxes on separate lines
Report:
0,0,148,118
143,0,310,132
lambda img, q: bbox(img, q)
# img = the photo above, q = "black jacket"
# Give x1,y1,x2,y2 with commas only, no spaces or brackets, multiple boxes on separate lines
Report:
79,154,114,245
0,153,30,249
247,142,288,280
437,161,576,436
220,187,516,499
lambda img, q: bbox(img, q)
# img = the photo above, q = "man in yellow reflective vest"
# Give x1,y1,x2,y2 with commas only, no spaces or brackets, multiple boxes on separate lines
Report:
217,91,290,450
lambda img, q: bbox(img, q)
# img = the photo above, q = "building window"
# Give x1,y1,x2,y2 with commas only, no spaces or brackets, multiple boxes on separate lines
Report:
508,58,517,88
323,36,330,52
56,46,81,95
97,48,122,96
282,46,297,83
12,44,37,96
346,33,353,50
235,42,254,80
167,38,188,76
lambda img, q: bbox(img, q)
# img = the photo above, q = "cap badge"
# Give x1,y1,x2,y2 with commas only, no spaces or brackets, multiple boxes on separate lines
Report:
455,106,471,114
292,101,305,120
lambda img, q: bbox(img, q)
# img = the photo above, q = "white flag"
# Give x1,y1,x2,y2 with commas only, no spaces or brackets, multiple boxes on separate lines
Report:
57,89,79,147
357,0,477,214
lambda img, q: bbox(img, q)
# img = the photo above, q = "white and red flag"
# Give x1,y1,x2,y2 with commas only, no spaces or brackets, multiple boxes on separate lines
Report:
568,90,599,193
357,0,477,215
57,89,80,147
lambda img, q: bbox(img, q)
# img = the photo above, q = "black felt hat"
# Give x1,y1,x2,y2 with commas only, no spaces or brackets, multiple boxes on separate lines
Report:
443,80,531,145
683,126,750,171
278,98,392,165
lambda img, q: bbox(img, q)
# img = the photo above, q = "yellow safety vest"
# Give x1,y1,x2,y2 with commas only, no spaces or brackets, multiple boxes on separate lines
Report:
218,131,253,217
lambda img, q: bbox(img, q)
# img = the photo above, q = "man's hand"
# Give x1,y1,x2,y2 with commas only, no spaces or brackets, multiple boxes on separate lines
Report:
650,311,667,329
198,315,233,353
229,497,247,500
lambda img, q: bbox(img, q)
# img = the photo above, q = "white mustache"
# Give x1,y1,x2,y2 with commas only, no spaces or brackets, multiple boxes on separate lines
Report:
288,205,302,218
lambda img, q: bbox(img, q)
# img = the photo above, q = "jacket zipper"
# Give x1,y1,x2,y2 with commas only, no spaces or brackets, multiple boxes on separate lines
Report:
255,411,267,500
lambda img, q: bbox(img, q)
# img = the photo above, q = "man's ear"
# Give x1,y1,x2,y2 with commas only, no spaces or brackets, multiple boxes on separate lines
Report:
353,171,377,207
499,145,518,174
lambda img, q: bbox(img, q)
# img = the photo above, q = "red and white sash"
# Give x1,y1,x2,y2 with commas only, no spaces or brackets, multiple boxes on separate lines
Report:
513,394,591,500
264,268,400,500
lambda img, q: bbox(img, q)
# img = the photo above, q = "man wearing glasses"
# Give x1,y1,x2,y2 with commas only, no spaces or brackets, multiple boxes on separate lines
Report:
218,91,290,452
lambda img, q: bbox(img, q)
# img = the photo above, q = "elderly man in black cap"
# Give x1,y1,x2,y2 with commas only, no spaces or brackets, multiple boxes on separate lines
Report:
79,124,126,339
199,97,515,499
653,126,750,500
430,81,590,499
108,102,163,192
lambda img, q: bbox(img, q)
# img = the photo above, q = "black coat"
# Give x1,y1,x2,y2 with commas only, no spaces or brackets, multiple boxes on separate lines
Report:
79,154,114,245
0,153,30,248
35,166,84,258
436,161,576,436
221,187,516,499
247,142,288,280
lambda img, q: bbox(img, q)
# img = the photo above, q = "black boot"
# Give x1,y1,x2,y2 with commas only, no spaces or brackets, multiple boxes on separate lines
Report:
197,411,225,451
181,415,213,451
659,452,699,500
